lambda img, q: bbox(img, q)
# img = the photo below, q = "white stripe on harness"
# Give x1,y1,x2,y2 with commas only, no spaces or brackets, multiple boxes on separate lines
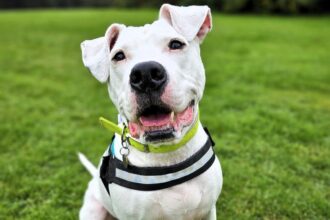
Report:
115,146,214,185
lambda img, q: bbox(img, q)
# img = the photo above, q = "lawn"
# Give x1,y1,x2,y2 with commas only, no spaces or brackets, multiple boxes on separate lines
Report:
0,8,329,219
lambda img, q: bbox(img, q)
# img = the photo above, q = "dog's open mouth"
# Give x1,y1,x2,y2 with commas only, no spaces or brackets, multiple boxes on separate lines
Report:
128,100,195,142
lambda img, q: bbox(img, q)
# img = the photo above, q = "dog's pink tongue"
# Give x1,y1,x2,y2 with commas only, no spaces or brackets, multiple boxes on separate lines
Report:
140,114,171,127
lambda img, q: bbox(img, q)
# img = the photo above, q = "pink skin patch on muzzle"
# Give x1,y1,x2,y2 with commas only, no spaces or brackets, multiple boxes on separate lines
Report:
160,84,173,106
128,105,194,138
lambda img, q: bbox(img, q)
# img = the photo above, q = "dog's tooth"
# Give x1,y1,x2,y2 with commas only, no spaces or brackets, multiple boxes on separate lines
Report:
170,112,175,122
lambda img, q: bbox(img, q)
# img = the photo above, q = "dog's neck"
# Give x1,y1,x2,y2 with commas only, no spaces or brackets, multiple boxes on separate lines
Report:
124,121,208,167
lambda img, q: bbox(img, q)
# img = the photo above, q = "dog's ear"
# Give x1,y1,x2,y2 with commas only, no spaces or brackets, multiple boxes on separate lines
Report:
159,4,212,43
80,24,125,83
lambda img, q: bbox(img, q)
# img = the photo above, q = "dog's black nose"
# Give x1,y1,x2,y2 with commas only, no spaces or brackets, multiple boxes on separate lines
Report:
130,61,167,93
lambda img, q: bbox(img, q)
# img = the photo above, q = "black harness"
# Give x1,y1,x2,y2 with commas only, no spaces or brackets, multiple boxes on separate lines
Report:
100,128,215,192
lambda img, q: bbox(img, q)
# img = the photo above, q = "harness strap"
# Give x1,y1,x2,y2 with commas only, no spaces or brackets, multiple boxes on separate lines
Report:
100,134,215,192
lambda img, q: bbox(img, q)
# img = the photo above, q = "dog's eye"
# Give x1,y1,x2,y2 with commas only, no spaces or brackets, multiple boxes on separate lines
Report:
112,51,125,61
168,40,185,50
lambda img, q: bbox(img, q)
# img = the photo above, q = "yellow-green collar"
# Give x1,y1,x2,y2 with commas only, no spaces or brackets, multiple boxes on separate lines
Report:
99,115,199,153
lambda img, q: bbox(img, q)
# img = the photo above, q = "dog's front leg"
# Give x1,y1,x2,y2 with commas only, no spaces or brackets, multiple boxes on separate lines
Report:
204,205,217,220
79,179,115,220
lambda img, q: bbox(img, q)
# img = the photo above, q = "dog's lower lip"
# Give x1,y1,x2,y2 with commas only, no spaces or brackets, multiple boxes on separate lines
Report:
145,127,175,142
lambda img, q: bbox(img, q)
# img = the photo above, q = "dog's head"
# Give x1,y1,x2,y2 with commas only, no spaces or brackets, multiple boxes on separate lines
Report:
81,4,212,144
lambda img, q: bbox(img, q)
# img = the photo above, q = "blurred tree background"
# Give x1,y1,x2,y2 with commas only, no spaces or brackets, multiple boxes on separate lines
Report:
0,0,329,14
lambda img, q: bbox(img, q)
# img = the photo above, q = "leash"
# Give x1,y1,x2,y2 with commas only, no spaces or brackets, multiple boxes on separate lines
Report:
99,114,199,154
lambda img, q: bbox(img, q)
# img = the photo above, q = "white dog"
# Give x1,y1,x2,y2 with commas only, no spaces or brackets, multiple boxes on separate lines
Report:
79,4,222,220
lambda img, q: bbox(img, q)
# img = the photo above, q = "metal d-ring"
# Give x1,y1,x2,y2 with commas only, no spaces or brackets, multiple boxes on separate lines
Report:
120,147,130,157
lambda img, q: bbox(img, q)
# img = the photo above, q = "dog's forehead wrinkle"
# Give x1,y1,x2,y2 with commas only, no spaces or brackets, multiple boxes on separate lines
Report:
125,20,175,35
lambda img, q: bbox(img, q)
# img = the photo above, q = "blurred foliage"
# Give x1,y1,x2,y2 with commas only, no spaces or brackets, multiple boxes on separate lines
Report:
0,0,329,14
220,0,330,13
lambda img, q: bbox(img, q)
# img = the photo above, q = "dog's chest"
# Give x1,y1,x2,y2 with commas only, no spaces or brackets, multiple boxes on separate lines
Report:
101,158,222,220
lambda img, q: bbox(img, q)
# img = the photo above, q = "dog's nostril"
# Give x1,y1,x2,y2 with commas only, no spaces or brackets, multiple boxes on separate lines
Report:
150,68,164,81
131,70,142,84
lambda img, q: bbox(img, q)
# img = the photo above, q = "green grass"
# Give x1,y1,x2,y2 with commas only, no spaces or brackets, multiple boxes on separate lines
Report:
0,9,329,219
